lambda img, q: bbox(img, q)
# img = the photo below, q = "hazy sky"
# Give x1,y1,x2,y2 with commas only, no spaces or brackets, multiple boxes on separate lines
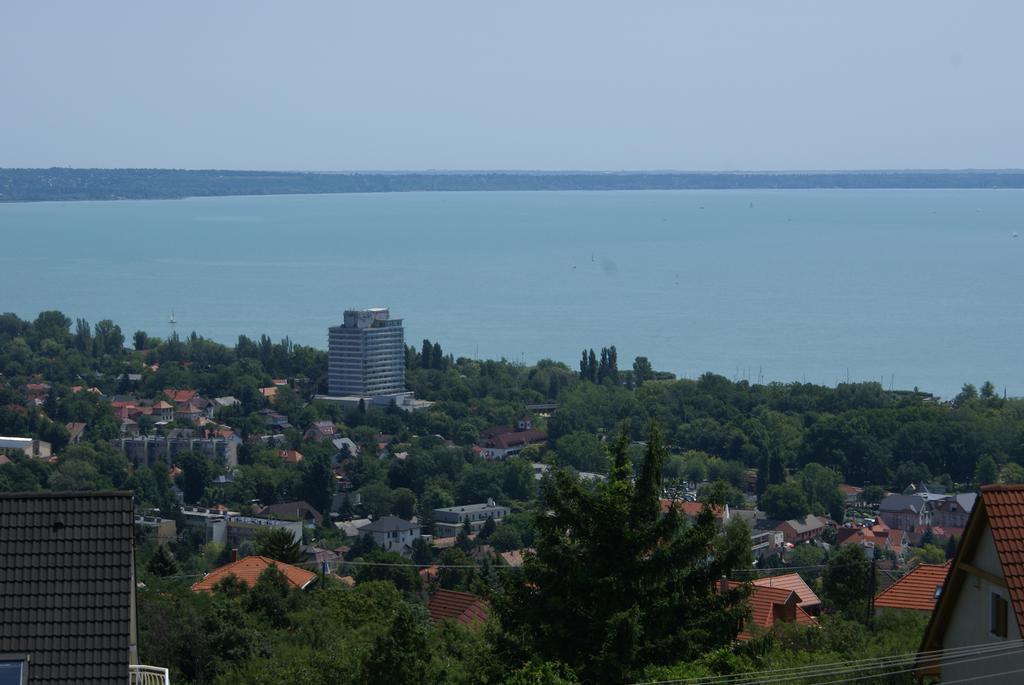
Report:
1,1,1021,171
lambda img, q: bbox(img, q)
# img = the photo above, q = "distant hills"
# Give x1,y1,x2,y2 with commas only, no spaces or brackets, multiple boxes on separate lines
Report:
2,167,1024,202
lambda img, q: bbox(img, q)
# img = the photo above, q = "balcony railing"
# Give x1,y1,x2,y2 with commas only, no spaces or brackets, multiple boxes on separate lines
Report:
129,665,170,685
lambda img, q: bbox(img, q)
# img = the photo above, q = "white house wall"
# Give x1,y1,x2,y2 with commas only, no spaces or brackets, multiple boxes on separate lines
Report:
941,524,1024,683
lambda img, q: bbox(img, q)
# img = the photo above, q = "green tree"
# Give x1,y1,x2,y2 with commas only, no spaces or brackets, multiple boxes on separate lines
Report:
975,454,999,486
299,452,334,517
47,459,108,491
361,601,431,685
912,544,946,566
1001,463,1024,484
821,544,873,622
254,527,304,564
502,661,580,685
359,481,395,519
760,481,810,521
393,487,418,520
786,542,827,585
490,525,524,553
554,432,606,473
717,517,754,575
354,550,419,596
862,484,886,504
697,480,745,508
494,425,747,684
176,451,213,503
411,537,433,565
438,547,477,591
147,544,179,577
798,462,845,521
632,356,654,386
245,564,295,628
479,515,498,541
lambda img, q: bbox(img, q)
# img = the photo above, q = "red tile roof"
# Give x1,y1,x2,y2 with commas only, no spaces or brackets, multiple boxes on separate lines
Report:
978,485,1024,632
191,555,317,593
500,550,528,567
751,573,821,609
726,581,816,640
874,561,950,612
427,589,490,626
164,388,197,403
659,499,725,519
279,449,304,464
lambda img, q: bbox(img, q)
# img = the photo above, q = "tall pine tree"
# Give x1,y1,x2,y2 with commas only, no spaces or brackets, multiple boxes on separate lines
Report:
494,423,747,684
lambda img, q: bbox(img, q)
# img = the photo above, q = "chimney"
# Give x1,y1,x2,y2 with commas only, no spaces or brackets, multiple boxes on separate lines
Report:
230,548,238,562
718,575,729,595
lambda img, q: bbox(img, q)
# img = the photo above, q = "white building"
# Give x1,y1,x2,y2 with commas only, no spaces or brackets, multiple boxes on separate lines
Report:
360,516,421,557
917,485,1024,683
433,499,510,537
0,436,52,459
327,308,406,397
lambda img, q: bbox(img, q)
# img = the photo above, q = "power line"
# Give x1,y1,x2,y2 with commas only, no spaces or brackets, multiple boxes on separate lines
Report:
627,639,1024,685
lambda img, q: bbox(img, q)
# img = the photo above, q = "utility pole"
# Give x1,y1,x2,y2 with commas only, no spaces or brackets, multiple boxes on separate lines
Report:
868,552,878,627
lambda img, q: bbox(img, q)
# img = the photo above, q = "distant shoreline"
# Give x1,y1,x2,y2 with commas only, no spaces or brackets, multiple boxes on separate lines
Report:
2,168,1024,203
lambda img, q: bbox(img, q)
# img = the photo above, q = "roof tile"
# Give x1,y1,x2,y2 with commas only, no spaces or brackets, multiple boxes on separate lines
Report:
0,491,134,685
191,555,317,592
427,589,490,626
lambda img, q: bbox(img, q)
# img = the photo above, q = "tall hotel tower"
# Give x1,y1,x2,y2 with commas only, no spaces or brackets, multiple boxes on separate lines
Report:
327,308,406,397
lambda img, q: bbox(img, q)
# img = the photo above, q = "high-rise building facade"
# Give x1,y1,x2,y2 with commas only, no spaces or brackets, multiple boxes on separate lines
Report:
327,308,406,397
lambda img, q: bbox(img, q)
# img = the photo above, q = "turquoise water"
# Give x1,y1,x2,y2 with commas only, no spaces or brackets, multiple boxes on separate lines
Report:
1,189,1022,398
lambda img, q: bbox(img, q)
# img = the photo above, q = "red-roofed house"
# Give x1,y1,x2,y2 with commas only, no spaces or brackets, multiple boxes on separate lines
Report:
23,382,50,404
875,562,950,615
917,485,1024,683
191,555,317,593
153,401,175,422
427,589,490,626
278,449,304,464
660,499,726,517
752,572,822,614
837,520,908,557
776,515,831,544
839,483,865,506
164,388,198,404
475,421,547,460
65,422,87,445
725,580,816,641
303,420,338,442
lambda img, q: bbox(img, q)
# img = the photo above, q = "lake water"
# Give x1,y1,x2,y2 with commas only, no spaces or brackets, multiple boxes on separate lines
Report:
1,189,1022,398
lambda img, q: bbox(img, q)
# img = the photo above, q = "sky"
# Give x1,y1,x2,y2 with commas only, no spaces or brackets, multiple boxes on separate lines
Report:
1,1,1021,171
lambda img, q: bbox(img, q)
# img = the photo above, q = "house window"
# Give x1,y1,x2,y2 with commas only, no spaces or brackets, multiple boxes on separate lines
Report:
0,654,29,685
991,592,1009,638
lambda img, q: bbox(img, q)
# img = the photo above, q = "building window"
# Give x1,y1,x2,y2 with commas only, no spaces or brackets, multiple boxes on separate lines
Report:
0,655,29,685
991,592,1009,638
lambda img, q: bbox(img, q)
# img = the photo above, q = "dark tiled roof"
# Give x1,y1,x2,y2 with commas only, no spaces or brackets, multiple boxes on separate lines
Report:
258,500,323,525
360,516,420,533
0,491,135,685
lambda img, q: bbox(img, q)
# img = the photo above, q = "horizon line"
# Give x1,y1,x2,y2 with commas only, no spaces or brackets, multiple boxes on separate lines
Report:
4,166,1024,175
